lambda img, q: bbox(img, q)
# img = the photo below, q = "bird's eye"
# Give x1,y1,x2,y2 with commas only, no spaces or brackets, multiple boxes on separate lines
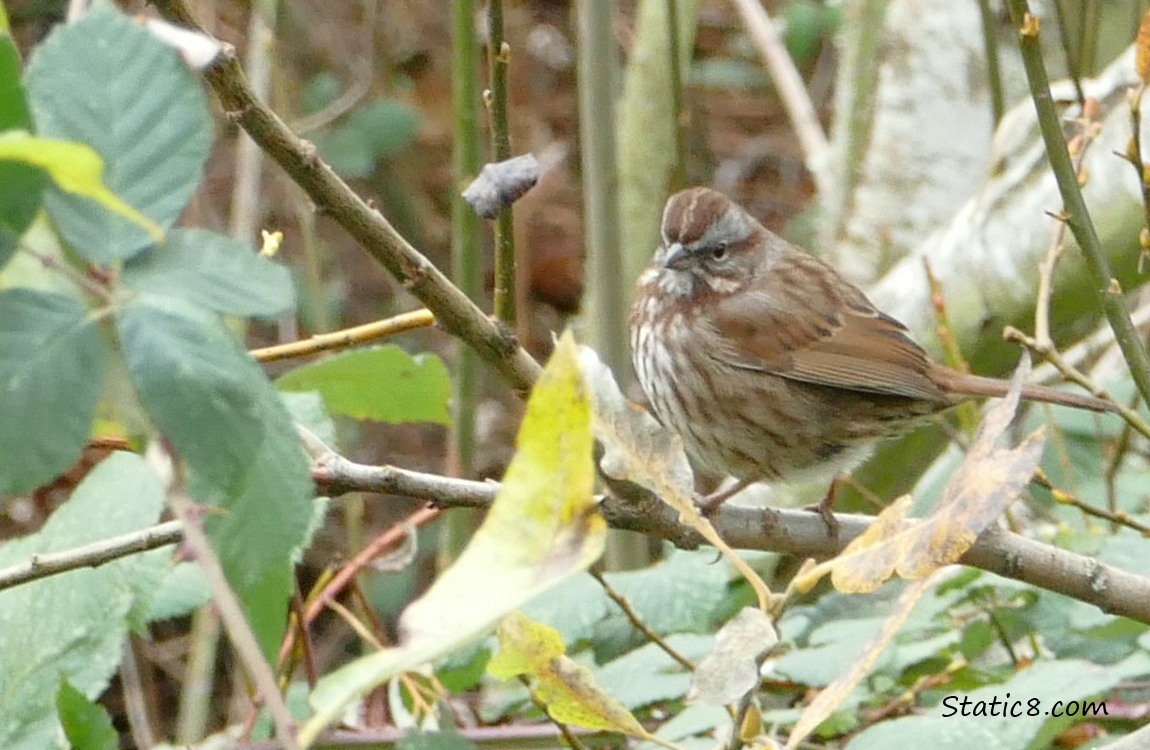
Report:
710,242,728,261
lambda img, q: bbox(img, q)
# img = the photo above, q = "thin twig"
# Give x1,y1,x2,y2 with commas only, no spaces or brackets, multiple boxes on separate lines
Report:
175,606,222,743
0,520,182,592
1032,468,1150,536
289,0,376,135
578,0,629,377
666,0,688,190
227,0,274,245
1050,0,1086,108
327,598,385,650
1034,99,1098,348
151,0,542,396
444,0,484,563
120,637,158,749
976,0,1006,126
1005,1,1150,410
728,0,830,194
1117,85,1150,273
248,309,435,362
170,494,300,749
1003,325,1150,439
486,0,517,325
589,569,695,672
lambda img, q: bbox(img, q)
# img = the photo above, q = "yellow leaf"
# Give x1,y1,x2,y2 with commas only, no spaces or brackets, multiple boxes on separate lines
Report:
300,332,604,747
492,612,654,739
0,131,163,243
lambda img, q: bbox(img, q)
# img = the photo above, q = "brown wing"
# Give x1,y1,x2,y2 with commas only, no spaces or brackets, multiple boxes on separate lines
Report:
709,255,950,404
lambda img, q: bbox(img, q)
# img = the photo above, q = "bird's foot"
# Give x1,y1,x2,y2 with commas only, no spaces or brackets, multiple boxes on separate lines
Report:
802,479,841,537
697,478,753,516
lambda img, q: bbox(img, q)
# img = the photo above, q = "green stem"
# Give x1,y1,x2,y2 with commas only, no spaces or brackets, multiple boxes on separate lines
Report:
487,0,516,324
1079,0,1101,76
665,0,687,189
444,0,484,563
1005,1,1150,406
579,0,651,571
1051,0,1086,106
976,0,1005,126
579,0,627,375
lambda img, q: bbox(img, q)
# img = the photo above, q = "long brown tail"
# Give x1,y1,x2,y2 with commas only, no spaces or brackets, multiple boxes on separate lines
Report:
931,369,1118,413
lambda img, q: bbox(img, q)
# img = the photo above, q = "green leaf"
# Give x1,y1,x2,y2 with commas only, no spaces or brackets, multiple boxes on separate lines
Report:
0,40,29,132
356,100,422,159
123,228,295,319
595,635,713,710
843,654,1150,750
194,382,312,660
396,730,478,750
146,562,211,622
301,332,603,745
0,452,168,750
0,132,162,242
603,549,732,634
0,35,46,268
24,1,211,262
116,295,265,491
0,160,48,270
302,71,342,113
56,679,116,750
277,345,451,425
0,288,104,496
116,294,313,657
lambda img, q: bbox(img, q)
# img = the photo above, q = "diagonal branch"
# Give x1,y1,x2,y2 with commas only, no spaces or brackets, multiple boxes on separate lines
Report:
151,0,542,396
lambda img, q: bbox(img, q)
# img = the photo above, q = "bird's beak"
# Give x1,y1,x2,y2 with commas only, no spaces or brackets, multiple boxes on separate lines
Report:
662,243,690,270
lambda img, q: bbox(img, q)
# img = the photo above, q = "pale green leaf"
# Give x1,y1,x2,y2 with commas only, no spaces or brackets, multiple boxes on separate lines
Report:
277,345,451,425
24,1,210,262
123,228,295,318
116,295,266,491
0,452,168,750
0,288,104,496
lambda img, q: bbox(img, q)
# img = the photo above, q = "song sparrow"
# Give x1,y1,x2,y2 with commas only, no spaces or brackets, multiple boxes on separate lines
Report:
630,187,1115,515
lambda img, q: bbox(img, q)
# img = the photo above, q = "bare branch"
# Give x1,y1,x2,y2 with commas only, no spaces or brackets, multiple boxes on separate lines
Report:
0,520,182,592
312,455,1150,627
151,0,542,396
